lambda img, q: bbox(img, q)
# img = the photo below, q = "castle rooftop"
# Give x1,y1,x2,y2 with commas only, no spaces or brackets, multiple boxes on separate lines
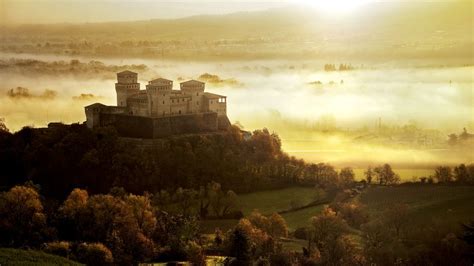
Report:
204,92,226,99
149,78,173,85
180,80,204,85
117,70,137,75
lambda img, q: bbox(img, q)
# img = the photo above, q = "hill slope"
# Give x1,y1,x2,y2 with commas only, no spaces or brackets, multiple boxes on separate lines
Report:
0,248,82,266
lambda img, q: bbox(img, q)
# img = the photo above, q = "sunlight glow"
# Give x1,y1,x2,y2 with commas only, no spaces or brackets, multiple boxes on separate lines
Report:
299,0,374,14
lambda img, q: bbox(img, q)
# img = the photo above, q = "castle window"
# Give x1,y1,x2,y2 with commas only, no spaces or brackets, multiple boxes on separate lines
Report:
179,110,181,114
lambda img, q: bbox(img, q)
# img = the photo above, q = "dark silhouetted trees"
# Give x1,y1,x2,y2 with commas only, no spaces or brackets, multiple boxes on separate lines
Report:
374,164,400,185
434,166,453,183
0,124,351,199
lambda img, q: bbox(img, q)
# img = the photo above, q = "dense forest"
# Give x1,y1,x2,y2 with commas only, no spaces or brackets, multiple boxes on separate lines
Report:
0,123,351,199
1,123,474,265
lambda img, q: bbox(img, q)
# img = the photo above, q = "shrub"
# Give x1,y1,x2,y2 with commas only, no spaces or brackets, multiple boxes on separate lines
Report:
43,241,71,258
294,227,309,240
76,242,113,265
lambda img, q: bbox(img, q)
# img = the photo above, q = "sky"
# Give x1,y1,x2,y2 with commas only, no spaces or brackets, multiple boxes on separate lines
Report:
1,0,465,25
1,0,288,24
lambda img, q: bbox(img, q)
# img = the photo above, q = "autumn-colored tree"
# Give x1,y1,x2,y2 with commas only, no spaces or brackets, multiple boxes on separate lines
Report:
76,242,114,265
0,185,48,247
308,207,363,264
332,202,369,229
59,189,156,264
268,213,289,238
308,207,348,251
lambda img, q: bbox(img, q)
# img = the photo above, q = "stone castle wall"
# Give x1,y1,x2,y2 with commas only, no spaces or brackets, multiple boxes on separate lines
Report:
98,112,222,138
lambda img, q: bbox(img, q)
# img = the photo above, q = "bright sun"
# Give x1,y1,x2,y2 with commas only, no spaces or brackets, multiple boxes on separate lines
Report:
299,0,372,14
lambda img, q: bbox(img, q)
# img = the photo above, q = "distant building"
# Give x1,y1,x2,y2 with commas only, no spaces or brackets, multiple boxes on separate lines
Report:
85,71,230,138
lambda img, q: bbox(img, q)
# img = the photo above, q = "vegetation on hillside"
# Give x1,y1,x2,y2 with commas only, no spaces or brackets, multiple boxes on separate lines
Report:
0,123,352,198
0,248,83,266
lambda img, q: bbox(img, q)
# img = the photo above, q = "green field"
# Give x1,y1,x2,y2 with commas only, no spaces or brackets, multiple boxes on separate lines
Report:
359,185,474,231
201,187,327,233
238,186,322,216
0,248,82,266
281,205,325,231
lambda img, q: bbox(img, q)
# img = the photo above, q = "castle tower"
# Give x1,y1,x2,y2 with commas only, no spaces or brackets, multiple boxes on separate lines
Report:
115,70,140,107
146,78,173,117
180,80,205,113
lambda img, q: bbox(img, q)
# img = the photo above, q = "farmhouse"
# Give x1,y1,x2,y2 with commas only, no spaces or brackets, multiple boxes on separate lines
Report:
85,71,231,138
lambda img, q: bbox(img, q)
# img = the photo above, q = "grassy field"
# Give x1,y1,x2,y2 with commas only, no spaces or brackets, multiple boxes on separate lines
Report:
238,186,322,216
359,185,474,231
281,205,325,231
0,248,82,266
201,186,327,233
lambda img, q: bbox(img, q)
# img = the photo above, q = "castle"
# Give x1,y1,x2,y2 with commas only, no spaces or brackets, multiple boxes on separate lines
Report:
85,71,231,138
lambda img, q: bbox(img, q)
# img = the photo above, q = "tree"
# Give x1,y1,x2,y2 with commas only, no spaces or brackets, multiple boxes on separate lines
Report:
332,202,369,229
125,194,157,237
308,207,347,251
268,213,289,238
152,190,171,209
76,242,114,265
339,167,355,188
374,164,400,185
460,220,474,261
0,185,48,247
174,187,197,216
0,118,9,133
58,188,89,240
383,203,409,238
447,133,458,146
453,164,469,184
221,190,239,217
364,167,374,184
361,220,402,265
434,166,453,183
228,227,252,265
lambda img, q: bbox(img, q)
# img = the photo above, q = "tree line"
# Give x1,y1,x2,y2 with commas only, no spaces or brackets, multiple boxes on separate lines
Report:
0,123,355,199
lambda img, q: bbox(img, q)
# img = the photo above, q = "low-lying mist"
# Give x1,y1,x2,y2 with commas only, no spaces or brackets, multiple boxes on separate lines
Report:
1,53,472,171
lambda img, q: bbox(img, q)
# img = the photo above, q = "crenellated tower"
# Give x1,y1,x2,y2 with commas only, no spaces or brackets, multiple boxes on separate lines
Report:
146,78,173,116
115,70,140,107
180,80,205,113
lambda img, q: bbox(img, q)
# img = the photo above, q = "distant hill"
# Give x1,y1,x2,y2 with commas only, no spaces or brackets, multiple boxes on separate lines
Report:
2,1,472,60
